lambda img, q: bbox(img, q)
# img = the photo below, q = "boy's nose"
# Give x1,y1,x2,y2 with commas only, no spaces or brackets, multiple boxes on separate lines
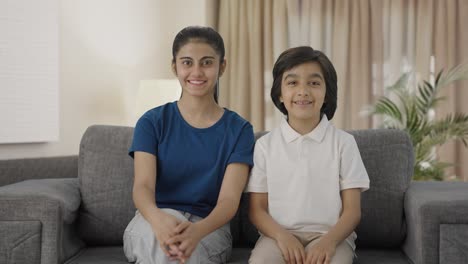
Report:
297,86,310,96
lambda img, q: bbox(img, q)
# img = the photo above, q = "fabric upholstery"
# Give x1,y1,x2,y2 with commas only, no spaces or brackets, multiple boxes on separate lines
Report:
354,249,410,264
77,125,136,245
0,178,81,223
351,129,414,248
0,156,78,187
0,178,84,264
0,220,41,264
439,224,468,263
64,247,128,264
403,181,468,264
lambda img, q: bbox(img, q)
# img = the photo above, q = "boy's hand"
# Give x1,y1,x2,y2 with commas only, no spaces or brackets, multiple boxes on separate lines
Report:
276,231,306,264
305,237,336,264
165,221,204,262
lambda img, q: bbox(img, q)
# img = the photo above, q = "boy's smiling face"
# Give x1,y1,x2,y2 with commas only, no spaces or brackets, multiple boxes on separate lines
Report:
280,61,326,127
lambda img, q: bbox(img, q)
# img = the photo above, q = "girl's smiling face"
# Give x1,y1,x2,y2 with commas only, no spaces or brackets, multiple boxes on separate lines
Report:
172,41,226,100
280,61,326,126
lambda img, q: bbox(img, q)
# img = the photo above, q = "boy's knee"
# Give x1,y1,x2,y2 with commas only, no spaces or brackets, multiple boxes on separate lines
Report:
330,242,354,264
249,236,285,264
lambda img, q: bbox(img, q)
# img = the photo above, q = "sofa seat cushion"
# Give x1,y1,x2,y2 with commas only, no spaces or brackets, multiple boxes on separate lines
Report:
354,249,410,263
65,247,128,264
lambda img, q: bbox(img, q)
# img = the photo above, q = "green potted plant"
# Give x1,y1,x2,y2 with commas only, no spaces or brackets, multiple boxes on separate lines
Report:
366,64,468,180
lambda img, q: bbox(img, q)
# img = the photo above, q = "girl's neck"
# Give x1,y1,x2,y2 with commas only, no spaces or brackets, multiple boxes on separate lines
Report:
177,95,224,128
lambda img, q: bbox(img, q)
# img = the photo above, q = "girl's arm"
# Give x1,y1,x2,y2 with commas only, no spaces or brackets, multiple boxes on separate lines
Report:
166,162,250,259
132,151,183,257
306,188,361,263
249,192,306,263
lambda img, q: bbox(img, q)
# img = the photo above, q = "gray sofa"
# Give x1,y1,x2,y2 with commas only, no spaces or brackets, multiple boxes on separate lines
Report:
1,125,468,264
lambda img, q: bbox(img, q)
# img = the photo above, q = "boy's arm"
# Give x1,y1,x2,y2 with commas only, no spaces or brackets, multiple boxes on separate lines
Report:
322,188,361,245
249,192,306,263
306,188,361,263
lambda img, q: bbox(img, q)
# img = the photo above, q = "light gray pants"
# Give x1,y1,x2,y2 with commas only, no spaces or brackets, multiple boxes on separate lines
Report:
123,209,232,264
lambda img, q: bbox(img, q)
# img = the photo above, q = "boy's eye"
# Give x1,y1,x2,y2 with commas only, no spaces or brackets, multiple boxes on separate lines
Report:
287,81,297,86
310,81,321,86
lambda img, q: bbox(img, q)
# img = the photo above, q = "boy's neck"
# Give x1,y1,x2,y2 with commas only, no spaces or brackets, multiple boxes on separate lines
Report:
287,116,321,135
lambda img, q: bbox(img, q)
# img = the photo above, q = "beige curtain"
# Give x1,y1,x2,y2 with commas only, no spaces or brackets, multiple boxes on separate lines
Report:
433,0,468,181
286,0,373,130
217,0,288,132
215,0,468,180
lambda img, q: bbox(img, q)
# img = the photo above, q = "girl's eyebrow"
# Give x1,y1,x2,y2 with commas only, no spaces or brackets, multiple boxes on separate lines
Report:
178,56,216,60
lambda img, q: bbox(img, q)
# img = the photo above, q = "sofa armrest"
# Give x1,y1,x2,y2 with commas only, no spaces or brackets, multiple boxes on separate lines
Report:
0,178,84,264
403,181,468,264
0,156,78,187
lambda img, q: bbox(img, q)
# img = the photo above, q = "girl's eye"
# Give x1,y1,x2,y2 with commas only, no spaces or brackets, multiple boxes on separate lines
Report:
202,60,214,66
182,60,192,66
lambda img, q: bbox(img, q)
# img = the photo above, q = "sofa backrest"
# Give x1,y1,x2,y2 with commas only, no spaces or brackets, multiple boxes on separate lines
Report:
350,129,413,247
77,125,135,245
236,129,414,248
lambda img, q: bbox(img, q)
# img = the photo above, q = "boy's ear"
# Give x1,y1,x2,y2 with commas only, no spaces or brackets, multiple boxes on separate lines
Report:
219,59,227,76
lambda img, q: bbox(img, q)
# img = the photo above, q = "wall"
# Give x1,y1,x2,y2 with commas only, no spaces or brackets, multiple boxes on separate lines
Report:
0,0,214,159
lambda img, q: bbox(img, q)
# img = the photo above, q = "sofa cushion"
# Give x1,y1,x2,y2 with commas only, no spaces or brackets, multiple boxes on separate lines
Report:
78,125,136,245
350,129,413,248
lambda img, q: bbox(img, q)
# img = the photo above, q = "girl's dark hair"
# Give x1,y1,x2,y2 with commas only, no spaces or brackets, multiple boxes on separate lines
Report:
271,46,338,120
172,26,225,103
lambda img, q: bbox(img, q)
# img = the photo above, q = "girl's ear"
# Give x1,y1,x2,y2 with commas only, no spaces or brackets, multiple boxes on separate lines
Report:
171,62,177,76
219,58,227,76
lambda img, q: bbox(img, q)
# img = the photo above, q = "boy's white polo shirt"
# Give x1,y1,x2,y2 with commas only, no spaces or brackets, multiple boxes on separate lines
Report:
246,116,370,249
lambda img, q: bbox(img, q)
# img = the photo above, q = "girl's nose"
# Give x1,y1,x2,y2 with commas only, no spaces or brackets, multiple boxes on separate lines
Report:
192,65,203,76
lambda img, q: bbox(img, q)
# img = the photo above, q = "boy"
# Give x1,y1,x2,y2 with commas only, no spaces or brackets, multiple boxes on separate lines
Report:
246,46,369,264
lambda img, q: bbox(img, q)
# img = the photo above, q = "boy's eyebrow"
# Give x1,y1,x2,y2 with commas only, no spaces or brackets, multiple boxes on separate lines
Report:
283,73,299,80
283,73,324,80
309,73,324,80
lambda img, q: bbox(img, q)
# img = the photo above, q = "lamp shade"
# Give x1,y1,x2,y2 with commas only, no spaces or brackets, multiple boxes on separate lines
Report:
135,79,181,118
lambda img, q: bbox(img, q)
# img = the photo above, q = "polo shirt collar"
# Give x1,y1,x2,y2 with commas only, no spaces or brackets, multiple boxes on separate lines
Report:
281,116,329,143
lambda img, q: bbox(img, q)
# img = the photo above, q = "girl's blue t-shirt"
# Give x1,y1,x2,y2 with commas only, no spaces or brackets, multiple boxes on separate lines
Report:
129,102,254,218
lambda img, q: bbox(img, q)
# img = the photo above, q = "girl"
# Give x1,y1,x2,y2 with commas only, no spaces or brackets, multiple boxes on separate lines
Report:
124,26,254,264
246,46,370,264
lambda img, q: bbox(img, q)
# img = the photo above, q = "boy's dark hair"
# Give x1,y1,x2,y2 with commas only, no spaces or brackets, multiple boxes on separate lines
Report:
172,26,225,103
271,46,338,120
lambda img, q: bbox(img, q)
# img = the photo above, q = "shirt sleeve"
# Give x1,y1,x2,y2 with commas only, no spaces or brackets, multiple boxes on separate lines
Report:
339,136,370,192
128,115,159,158
245,139,268,193
227,123,255,167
